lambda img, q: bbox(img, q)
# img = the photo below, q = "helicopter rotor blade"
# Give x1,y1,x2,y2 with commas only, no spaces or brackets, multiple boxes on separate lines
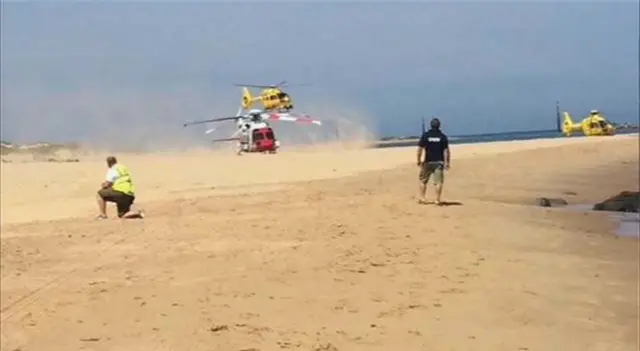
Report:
233,80,308,88
183,116,239,127
211,127,244,143
276,81,312,88
211,137,240,143
272,81,312,88
229,128,242,139
233,83,276,88
261,112,322,126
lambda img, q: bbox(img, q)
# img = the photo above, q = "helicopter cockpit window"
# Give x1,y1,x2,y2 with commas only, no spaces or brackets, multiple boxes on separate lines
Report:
266,130,275,140
252,130,264,140
598,120,608,128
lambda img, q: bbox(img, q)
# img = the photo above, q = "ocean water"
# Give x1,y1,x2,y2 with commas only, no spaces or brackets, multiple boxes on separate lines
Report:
374,128,639,148
448,129,561,145
615,213,640,238
566,205,639,239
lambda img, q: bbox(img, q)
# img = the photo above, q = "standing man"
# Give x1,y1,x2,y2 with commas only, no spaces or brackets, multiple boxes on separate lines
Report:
96,156,144,219
236,121,251,155
416,117,450,205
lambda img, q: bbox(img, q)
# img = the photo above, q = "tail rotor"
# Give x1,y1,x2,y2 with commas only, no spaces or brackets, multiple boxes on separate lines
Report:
241,87,254,110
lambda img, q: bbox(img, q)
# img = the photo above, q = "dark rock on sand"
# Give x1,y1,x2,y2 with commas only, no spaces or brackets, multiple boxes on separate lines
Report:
593,191,640,213
536,197,569,208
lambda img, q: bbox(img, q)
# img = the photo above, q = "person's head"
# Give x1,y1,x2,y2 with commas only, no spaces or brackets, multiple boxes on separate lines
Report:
106,156,117,168
430,117,441,130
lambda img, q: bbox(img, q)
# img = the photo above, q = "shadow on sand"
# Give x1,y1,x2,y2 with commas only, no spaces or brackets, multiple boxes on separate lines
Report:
418,200,463,207
438,201,463,207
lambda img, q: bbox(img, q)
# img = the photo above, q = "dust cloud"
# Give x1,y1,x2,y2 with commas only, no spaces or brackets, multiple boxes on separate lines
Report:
1,86,242,153
1,84,378,154
260,91,380,151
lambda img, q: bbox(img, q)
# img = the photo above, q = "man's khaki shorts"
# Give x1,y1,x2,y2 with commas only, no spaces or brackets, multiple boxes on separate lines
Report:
419,161,445,185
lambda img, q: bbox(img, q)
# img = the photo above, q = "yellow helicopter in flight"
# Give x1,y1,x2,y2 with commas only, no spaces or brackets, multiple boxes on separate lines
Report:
556,101,616,137
234,80,299,113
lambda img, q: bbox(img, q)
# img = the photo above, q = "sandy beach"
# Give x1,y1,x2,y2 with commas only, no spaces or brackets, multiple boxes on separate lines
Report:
1,134,638,351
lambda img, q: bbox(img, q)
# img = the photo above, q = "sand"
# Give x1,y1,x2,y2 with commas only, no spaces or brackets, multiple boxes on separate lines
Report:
1,134,638,351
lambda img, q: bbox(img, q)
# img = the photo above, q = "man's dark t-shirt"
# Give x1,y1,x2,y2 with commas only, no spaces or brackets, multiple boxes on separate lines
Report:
418,129,449,163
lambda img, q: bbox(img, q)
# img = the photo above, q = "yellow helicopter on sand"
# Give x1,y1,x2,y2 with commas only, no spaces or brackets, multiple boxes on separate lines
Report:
556,101,616,137
234,81,300,113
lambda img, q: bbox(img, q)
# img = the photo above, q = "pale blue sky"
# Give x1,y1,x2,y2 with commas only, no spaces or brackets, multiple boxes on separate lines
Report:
1,1,638,145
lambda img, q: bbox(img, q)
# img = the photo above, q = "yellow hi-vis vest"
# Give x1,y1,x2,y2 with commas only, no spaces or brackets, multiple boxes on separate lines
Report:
111,164,135,196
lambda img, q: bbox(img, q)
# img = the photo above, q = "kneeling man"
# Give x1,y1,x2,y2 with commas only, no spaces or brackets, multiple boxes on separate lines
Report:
96,156,144,219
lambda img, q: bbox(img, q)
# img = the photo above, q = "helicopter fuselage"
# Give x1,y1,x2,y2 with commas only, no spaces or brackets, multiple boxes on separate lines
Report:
561,112,616,137
236,124,279,154
241,86,294,113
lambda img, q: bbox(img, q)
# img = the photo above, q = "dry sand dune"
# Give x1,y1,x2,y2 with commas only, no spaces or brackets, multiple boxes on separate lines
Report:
1,134,639,351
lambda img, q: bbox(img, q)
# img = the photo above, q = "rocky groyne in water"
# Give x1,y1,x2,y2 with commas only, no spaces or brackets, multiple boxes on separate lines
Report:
593,191,639,213
536,192,639,238
536,191,639,213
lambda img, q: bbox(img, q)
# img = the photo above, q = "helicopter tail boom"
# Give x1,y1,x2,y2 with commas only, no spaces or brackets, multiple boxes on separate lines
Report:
561,112,581,136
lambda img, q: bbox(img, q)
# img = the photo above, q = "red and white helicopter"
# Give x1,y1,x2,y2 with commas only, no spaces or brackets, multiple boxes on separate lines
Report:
183,108,322,155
